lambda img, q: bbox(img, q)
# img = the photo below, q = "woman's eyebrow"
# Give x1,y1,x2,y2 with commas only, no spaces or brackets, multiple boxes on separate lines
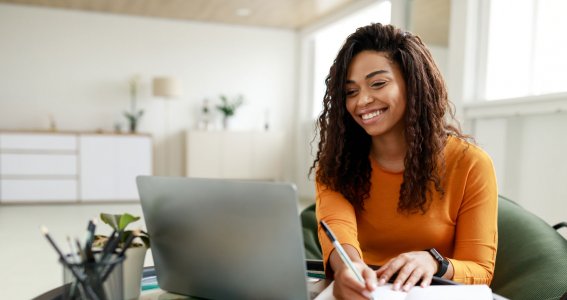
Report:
365,70,389,79
346,70,389,83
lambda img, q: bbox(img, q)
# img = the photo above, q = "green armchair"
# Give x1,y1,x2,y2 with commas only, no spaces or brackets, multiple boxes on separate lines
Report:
300,195,567,300
491,195,567,300
301,202,322,260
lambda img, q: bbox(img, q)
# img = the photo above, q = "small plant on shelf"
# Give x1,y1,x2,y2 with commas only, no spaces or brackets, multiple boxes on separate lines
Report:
215,94,244,130
124,75,144,133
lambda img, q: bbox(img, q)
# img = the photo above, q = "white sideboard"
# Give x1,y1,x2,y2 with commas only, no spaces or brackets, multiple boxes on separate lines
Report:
0,132,152,203
80,134,152,201
186,131,285,180
0,133,78,202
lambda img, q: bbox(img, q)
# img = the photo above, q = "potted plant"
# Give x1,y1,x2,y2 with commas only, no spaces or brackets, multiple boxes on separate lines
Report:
124,75,144,133
215,94,244,130
94,213,150,300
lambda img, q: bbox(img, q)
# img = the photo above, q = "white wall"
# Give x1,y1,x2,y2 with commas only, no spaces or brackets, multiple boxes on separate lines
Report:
472,112,567,227
0,4,297,178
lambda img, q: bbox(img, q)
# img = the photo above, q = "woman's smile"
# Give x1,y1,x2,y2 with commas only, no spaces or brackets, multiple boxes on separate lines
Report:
360,107,388,122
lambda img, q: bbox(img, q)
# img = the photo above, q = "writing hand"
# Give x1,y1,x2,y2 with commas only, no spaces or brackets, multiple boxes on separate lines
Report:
375,251,438,291
333,261,377,300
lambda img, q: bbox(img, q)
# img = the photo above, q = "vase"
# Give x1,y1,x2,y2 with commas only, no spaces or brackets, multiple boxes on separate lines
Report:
128,118,138,133
122,247,147,300
222,116,229,130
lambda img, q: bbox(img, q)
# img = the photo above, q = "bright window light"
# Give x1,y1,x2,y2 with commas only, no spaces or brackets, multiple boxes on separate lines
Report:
533,0,567,95
311,1,391,118
484,0,567,100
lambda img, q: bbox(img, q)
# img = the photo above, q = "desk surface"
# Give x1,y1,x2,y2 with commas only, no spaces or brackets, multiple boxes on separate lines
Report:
32,274,328,300
33,266,508,300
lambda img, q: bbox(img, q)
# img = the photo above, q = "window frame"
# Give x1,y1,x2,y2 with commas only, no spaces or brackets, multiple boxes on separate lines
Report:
462,0,567,120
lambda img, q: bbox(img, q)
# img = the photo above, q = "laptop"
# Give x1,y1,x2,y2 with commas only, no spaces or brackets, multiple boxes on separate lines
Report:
136,176,309,300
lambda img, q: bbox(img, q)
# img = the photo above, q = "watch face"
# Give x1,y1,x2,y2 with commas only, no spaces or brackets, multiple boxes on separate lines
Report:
429,248,443,261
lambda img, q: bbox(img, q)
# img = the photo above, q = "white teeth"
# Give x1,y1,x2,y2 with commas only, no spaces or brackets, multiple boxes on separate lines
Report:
361,110,383,120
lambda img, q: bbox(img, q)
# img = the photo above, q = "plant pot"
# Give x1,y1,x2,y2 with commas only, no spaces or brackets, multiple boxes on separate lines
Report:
128,118,138,133
222,116,230,130
122,247,147,300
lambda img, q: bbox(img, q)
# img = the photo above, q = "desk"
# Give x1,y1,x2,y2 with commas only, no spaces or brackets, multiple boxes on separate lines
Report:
33,266,509,300
32,267,328,300
135,277,328,300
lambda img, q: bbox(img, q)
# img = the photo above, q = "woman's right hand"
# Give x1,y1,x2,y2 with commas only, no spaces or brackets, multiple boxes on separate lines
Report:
331,252,377,299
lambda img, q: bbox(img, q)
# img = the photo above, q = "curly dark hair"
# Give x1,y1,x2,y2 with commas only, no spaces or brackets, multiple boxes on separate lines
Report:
310,23,465,214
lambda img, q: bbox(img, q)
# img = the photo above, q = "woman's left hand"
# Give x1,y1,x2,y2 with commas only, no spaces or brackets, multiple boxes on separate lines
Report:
375,251,438,291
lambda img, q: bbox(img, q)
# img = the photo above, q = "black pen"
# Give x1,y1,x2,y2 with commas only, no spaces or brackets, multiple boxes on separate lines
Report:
42,226,98,299
85,219,97,262
41,226,84,281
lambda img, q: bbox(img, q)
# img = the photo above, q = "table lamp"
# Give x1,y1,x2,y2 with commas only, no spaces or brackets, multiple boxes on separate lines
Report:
152,77,182,99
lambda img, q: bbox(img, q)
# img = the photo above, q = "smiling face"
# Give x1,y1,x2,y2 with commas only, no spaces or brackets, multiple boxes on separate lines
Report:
345,51,407,139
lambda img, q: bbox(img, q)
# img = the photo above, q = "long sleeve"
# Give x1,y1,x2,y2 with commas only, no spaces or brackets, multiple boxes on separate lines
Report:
447,145,498,284
315,181,361,274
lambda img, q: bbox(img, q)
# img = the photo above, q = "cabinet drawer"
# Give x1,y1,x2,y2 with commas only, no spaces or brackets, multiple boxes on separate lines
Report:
0,179,77,202
0,133,77,151
0,153,77,175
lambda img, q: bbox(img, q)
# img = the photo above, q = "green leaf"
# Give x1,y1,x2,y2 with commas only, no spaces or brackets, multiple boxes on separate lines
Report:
118,213,140,231
100,213,120,230
99,212,140,231
215,94,244,117
98,212,149,249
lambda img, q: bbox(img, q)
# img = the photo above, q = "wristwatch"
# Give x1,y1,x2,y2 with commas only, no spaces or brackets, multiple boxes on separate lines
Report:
426,248,449,277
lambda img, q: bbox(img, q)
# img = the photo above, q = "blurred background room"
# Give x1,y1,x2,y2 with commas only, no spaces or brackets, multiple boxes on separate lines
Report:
0,0,566,298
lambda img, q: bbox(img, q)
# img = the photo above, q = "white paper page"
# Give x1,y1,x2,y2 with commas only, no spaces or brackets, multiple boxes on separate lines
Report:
373,285,408,300
314,282,406,300
406,285,492,300
314,282,492,300
313,281,334,300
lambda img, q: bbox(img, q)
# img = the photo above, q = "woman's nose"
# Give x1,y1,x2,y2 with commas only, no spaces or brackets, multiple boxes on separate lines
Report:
358,92,375,106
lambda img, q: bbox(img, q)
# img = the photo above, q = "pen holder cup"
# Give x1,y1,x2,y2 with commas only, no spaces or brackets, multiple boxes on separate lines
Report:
61,254,125,300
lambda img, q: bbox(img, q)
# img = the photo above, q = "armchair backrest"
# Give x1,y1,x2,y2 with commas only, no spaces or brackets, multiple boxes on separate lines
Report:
491,195,567,300
300,203,322,260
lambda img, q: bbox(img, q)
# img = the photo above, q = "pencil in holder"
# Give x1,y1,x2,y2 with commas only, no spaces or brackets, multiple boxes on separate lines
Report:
62,254,125,300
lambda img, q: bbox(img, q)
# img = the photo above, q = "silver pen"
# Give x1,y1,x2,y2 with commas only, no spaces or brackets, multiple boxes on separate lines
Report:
320,220,368,285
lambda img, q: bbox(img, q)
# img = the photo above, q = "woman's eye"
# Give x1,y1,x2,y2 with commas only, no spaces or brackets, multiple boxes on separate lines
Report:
345,89,358,96
371,81,386,88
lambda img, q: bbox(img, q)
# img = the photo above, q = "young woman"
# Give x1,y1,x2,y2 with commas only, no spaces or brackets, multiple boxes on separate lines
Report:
311,23,497,299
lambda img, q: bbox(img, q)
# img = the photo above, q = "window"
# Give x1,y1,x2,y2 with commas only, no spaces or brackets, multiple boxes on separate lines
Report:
311,1,391,118
484,0,567,100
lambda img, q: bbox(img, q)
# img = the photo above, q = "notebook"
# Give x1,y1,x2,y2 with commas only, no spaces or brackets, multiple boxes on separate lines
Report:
315,282,493,300
136,176,309,300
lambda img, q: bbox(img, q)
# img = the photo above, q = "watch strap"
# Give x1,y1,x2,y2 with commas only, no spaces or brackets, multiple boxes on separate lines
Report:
426,248,449,277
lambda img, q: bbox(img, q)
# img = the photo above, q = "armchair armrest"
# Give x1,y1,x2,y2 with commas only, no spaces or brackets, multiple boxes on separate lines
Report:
552,222,567,231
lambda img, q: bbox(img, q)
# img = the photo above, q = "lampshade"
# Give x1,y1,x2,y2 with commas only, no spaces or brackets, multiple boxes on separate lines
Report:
152,77,182,98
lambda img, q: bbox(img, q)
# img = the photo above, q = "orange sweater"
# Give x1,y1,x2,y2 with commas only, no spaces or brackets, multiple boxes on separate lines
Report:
316,136,498,284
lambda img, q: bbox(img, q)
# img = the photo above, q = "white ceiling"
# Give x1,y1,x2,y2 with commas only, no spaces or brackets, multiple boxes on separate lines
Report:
0,0,360,29
1,0,450,45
